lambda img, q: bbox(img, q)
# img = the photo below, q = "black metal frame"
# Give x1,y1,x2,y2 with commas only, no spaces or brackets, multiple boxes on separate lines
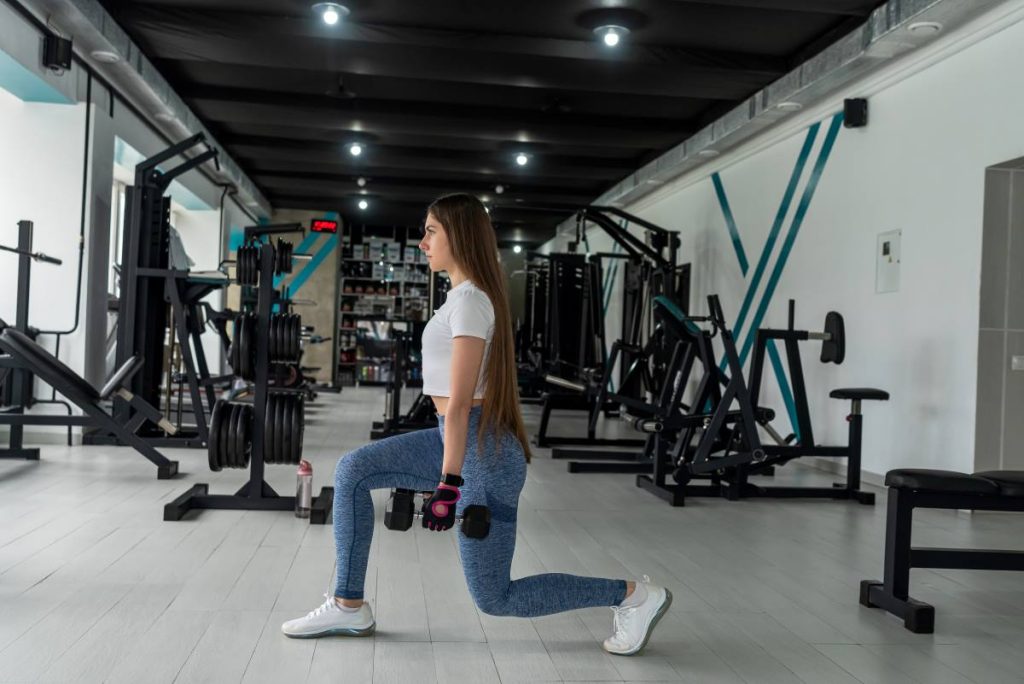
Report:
370,327,438,440
637,295,879,506
1,221,41,460
165,245,332,522
860,485,1024,633
533,207,687,454
92,134,223,450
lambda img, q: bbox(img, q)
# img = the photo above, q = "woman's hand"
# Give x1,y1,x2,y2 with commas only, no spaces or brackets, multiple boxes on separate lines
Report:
421,483,461,531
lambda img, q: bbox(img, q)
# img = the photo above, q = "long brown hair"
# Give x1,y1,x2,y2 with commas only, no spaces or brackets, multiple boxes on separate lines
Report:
427,193,532,462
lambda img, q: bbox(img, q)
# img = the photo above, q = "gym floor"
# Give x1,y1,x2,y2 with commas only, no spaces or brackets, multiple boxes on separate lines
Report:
0,389,1020,684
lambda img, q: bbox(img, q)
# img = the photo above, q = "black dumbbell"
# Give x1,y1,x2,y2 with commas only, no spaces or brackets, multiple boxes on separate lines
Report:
384,488,491,539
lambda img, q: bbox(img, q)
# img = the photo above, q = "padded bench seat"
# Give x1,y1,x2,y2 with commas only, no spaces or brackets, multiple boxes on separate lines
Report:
860,467,1024,633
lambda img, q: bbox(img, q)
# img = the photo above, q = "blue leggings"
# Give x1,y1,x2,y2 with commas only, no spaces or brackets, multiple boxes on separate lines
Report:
333,407,627,616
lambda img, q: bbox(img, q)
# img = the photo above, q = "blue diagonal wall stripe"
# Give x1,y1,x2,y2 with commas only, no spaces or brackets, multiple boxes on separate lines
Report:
737,112,844,366
713,174,802,438
712,173,749,274
727,123,820,357
287,234,339,297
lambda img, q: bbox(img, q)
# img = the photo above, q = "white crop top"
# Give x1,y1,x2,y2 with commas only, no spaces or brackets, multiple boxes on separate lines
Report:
421,280,495,398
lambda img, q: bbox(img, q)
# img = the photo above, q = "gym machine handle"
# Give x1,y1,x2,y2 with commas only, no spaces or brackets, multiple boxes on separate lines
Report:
0,244,62,265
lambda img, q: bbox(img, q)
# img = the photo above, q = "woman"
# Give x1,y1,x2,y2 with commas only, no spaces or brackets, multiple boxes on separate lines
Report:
282,193,671,655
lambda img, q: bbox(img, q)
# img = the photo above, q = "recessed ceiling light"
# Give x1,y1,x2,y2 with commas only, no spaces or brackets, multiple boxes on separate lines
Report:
513,245,522,254
90,50,120,64
908,21,943,35
495,184,505,194
515,153,529,166
595,25,629,47
776,101,803,112
358,199,368,210
313,3,350,26
349,143,362,156
697,149,720,158
356,177,367,187
153,110,176,123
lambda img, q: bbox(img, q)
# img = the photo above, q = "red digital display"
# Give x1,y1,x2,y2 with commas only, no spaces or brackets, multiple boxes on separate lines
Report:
311,218,339,233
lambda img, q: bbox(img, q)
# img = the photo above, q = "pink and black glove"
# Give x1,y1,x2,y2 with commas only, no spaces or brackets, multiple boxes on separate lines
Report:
421,475,462,531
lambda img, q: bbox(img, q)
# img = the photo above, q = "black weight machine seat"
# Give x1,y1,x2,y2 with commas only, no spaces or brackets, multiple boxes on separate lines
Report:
860,468,1024,633
0,328,179,479
830,388,890,402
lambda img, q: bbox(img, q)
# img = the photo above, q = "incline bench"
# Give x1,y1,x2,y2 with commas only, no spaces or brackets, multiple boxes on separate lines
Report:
0,327,179,478
860,468,1024,632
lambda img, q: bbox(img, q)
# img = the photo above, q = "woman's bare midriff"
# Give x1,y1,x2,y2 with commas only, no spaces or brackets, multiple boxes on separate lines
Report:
430,396,484,416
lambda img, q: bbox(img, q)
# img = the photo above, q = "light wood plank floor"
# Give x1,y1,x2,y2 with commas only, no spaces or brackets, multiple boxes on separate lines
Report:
1,388,1022,683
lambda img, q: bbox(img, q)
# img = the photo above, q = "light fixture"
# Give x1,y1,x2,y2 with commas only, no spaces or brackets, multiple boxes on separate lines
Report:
495,184,505,194
697,149,720,158
349,142,363,156
776,101,803,112
358,199,368,210
153,109,176,123
908,21,943,36
515,153,529,166
313,2,349,26
513,245,522,254
356,177,367,187
596,25,628,47
89,49,120,64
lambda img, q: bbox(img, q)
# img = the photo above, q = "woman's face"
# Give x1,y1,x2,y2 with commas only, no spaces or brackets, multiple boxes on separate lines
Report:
419,212,453,273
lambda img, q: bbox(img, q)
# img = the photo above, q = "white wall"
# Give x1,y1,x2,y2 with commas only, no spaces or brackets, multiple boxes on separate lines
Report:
545,7,1024,477
0,87,87,363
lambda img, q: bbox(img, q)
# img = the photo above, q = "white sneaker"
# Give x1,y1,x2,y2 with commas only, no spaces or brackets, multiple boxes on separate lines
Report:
281,594,376,638
603,578,672,656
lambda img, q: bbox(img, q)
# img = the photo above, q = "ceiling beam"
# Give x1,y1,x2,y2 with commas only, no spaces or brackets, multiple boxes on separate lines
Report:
181,85,693,135
122,6,790,74
194,99,684,149
660,0,873,15
122,9,781,100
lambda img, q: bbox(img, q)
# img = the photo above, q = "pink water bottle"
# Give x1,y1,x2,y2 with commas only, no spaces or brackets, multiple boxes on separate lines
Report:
296,459,313,518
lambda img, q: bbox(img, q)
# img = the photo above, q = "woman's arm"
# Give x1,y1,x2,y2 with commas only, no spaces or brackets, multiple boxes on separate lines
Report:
441,335,486,477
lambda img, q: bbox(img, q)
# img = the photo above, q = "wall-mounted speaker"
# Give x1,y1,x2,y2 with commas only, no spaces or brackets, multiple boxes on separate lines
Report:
43,34,73,71
844,98,868,128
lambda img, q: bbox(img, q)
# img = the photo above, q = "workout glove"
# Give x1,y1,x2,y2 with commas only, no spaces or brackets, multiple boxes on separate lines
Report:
421,483,460,531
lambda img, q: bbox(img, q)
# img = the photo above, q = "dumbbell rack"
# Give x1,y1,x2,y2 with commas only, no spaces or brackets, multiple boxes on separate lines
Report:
164,244,334,523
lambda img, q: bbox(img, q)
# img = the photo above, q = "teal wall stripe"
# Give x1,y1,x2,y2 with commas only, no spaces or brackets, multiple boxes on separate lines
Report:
711,173,749,274
727,123,820,357
738,112,844,365
710,116,846,440
273,230,321,289
288,234,338,296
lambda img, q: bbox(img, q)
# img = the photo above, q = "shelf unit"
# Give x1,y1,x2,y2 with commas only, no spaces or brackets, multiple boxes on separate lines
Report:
336,225,431,387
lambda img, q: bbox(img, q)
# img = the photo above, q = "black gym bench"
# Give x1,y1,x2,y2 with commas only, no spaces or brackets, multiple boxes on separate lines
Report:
860,468,1024,633
0,327,179,479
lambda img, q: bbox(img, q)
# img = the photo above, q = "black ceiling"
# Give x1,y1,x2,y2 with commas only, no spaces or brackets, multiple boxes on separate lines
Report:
98,0,884,246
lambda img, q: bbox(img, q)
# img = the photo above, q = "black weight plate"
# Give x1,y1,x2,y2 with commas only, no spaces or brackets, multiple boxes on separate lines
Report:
208,399,225,472
239,404,252,469
241,246,251,286
291,314,299,361
226,402,237,469
218,401,232,471
292,396,304,464
275,315,285,362
281,395,292,467
236,401,249,469
244,314,255,380
263,394,275,463
283,315,292,361
225,402,237,469
274,391,285,465
238,314,249,381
